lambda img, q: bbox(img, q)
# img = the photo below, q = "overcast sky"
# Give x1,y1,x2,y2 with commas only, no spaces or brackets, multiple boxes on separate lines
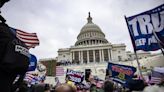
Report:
1,0,164,59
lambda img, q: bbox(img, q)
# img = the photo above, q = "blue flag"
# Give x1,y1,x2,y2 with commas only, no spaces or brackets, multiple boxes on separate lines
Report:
126,4,164,51
28,54,37,71
107,62,136,84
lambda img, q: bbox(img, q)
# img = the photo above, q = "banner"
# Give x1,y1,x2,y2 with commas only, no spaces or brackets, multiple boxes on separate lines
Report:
28,54,37,71
149,69,163,84
153,67,164,74
107,62,136,84
66,69,84,83
126,4,164,51
56,66,64,76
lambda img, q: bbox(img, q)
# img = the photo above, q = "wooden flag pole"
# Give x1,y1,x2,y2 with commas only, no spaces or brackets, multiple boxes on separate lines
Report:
124,16,143,78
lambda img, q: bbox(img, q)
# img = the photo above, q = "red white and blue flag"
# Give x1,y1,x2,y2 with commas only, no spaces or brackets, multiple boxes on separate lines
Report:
56,66,64,76
149,77,162,84
148,69,163,84
24,72,39,84
10,27,39,49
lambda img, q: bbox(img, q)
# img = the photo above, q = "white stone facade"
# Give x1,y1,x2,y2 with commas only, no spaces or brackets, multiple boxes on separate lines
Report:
55,54,163,82
58,48,71,62
126,51,152,61
57,13,127,63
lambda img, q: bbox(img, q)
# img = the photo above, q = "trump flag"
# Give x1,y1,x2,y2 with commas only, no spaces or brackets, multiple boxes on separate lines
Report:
107,62,136,84
125,4,164,51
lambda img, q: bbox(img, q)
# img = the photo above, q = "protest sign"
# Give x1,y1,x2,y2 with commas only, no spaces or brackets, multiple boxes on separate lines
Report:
107,62,136,84
66,69,84,83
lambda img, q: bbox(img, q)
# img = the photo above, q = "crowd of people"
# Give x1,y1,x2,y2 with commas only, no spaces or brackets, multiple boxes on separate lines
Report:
12,74,164,92
56,61,72,66
56,60,109,66
56,60,88,66
0,1,164,92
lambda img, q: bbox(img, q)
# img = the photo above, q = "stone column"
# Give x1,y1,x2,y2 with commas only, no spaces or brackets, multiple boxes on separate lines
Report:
110,49,113,61
99,49,102,62
108,49,111,61
102,49,104,62
89,40,91,45
87,50,89,63
71,52,73,62
81,51,83,64
72,51,75,62
93,50,95,63
79,51,81,63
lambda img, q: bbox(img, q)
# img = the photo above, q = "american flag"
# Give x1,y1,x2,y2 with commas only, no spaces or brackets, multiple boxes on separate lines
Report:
24,73,37,81
24,72,39,84
56,66,64,76
10,28,39,49
148,70,163,84
149,77,162,84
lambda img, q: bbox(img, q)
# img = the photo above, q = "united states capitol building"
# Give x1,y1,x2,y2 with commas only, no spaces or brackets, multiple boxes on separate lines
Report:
57,13,152,63
43,13,163,83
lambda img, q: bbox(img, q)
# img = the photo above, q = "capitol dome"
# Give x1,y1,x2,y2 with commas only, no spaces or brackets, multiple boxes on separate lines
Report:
75,12,108,46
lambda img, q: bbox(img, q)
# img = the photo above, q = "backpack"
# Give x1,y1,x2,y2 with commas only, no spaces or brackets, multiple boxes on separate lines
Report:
0,22,29,75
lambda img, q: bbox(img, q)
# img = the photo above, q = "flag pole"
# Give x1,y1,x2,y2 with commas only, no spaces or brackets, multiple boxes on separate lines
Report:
124,16,143,78
134,51,143,78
